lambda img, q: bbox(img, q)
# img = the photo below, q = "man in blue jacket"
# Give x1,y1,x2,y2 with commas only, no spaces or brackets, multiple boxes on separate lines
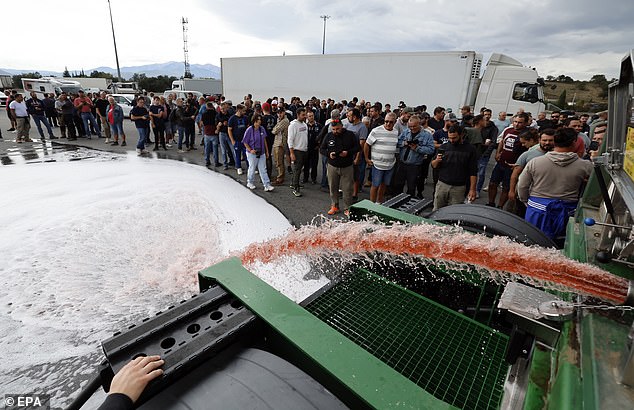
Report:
393,115,435,196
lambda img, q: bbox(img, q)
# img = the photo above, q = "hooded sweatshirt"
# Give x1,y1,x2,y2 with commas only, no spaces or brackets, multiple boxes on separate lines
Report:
517,151,593,202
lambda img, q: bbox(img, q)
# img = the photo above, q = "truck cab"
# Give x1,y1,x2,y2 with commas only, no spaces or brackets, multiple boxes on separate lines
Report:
475,53,545,115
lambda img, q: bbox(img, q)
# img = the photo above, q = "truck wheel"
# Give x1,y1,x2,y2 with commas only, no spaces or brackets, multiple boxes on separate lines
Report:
428,204,556,248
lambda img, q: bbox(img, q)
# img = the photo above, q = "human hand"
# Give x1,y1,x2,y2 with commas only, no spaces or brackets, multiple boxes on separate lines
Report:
340,150,348,157
109,355,164,403
290,152,296,162
467,190,477,202
508,190,516,201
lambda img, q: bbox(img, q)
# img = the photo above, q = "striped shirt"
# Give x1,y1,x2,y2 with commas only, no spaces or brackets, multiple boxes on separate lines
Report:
366,125,399,170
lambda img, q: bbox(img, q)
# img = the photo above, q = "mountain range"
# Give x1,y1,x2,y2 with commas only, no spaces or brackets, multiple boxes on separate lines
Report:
0,61,221,80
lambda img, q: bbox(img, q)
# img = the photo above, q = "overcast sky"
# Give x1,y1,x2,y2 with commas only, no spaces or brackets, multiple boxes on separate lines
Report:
3,0,632,80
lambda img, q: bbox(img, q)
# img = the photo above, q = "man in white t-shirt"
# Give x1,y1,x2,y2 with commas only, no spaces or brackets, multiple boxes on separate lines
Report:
364,112,399,203
9,94,31,142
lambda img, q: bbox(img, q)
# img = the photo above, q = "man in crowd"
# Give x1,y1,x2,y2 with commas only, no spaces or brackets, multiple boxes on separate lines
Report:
201,101,219,167
261,102,277,179
304,110,322,185
6,90,17,131
74,90,101,139
431,124,478,210
320,118,359,216
216,101,234,170
508,128,555,205
56,92,76,140
394,115,435,196
42,93,58,127
129,96,150,155
364,112,399,203
228,104,249,174
26,92,55,141
344,108,368,199
428,106,446,131
288,107,308,197
492,111,510,131
518,127,593,242
271,108,290,185
9,93,31,142
488,112,529,208
95,91,111,143
395,106,413,136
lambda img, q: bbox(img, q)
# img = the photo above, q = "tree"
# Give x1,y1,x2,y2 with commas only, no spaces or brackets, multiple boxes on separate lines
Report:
63,66,71,77
90,70,114,79
546,75,555,81
13,72,42,88
556,90,567,109
556,74,574,83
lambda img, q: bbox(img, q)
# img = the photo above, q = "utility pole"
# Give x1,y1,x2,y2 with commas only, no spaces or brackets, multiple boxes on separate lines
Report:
182,17,192,79
320,15,330,55
107,0,122,82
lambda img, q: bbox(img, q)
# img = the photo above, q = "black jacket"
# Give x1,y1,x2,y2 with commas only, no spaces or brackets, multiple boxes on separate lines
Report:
320,129,359,168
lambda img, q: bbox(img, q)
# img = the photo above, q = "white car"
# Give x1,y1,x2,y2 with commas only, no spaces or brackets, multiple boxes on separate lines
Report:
109,94,135,118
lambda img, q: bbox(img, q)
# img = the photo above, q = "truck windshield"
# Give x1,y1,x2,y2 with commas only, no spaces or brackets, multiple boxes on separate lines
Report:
512,83,540,104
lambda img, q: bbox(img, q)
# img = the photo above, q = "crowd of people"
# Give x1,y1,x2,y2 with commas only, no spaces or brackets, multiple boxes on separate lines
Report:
3,87,608,241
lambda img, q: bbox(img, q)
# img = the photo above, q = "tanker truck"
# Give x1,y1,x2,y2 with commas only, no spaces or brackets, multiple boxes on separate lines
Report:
221,51,546,115
70,51,634,410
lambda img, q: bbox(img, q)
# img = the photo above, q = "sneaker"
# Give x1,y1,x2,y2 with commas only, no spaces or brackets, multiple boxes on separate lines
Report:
246,182,256,190
191,146,198,150
111,141,119,146
327,206,340,215
50,136,58,140
136,148,142,155
482,186,488,192
166,143,173,148
121,141,126,146
292,190,302,197
178,149,185,153
237,168,243,175
7,128,15,131
24,138,33,142
104,138,110,144
223,165,229,170
206,161,211,167
255,170,259,175
264,185,275,192
344,209,350,217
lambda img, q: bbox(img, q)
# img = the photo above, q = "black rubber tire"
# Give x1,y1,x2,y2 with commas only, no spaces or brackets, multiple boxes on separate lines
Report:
428,204,556,248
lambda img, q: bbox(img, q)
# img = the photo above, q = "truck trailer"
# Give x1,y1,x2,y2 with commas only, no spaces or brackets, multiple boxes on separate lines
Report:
171,78,222,95
221,51,545,115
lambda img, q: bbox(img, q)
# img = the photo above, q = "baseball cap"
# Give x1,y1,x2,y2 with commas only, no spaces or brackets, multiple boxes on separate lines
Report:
402,106,415,113
271,99,278,105
444,113,458,121
262,102,271,111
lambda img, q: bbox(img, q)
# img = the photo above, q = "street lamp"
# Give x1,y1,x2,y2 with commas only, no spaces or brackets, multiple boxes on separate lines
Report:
107,0,122,82
320,15,330,55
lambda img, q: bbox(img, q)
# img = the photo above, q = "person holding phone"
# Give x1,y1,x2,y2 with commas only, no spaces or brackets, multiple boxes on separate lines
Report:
431,124,478,210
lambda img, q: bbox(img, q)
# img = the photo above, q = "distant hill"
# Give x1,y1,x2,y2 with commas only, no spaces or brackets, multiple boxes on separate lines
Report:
0,61,221,80
543,80,608,112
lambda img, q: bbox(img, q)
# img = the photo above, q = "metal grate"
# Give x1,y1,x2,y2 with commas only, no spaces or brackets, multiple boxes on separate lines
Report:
305,270,509,410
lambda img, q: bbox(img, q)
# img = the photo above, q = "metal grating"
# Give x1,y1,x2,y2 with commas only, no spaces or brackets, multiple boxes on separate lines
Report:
305,270,509,410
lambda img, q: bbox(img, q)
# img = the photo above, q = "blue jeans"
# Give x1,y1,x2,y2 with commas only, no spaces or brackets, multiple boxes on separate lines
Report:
80,112,101,137
177,126,185,149
204,134,219,164
234,140,247,169
32,114,54,139
321,154,329,188
136,127,148,150
219,132,234,165
476,155,490,193
246,152,271,186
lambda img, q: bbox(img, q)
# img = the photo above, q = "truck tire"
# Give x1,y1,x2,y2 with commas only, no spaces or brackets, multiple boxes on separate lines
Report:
428,204,556,248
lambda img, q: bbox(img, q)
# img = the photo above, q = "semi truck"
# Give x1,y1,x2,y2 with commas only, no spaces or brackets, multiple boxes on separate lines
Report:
221,51,546,115
171,78,222,95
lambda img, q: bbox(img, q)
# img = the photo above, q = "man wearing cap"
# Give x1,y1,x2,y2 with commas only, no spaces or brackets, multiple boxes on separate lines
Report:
321,118,360,216
74,90,101,139
287,107,308,197
395,107,413,136
216,102,234,169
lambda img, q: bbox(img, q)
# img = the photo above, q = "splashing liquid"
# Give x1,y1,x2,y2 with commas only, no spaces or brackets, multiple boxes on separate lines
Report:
240,220,629,304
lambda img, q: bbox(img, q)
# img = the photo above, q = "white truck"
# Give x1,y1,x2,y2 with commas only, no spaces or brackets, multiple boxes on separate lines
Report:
21,77,83,98
63,77,112,91
221,51,546,115
171,78,222,95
